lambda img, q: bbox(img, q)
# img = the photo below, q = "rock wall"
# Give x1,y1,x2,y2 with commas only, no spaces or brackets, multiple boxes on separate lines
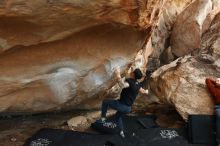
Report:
150,56,217,120
171,0,212,57
149,0,220,120
0,0,152,113
143,0,193,65
0,0,147,51
0,23,145,113
0,0,220,118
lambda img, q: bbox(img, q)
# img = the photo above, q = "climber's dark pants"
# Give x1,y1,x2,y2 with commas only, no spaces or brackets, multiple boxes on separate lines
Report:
101,99,131,131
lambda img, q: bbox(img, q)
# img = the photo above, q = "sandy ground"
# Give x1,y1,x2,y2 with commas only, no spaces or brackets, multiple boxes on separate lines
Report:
0,111,80,146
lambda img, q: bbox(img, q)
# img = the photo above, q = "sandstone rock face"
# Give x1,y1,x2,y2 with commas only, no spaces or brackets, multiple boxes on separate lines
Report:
171,0,212,57
147,0,193,60
148,1,220,120
0,0,137,51
202,6,220,34
0,0,219,116
150,56,217,120
1,0,192,114
0,24,145,113
142,0,194,67
0,0,157,113
212,0,220,8
0,0,160,52
201,11,220,58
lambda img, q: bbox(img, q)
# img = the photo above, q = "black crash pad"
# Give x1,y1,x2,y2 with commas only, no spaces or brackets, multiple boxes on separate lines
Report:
23,115,212,146
91,115,158,134
188,115,216,145
23,127,208,146
23,128,114,146
91,120,119,134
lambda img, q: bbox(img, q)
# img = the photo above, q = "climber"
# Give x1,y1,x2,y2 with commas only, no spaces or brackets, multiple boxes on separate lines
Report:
205,77,220,146
97,67,149,138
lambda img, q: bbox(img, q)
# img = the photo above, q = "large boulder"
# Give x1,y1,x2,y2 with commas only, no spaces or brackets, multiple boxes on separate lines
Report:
200,11,220,58
0,24,146,113
149,3,220,120
0,0,168,52
1,0,194,114
149,56,217,120
202,6,220,34
148,0,193,59
171,0,212,57
142,0,194,66
0,0,219,115
0,0,158,113
0,0,152,52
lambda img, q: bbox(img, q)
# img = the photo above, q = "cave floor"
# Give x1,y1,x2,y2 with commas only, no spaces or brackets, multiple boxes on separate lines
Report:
0,111,80,146
0,104,185,146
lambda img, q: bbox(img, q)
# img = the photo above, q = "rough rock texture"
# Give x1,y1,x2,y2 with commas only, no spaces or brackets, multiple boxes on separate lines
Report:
149,56,217,120
148,0,220,120
67,110,115,131
0,0,220,117
171,0,212,57
145,0,193,61
202,6,220,34
67,116,88,131
0,0,155,52
212,0,220,8
0,0,159,113
199,9,220,79
0,0,195,114
0,0,170,52
0,24,146,113
200,11,220,58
